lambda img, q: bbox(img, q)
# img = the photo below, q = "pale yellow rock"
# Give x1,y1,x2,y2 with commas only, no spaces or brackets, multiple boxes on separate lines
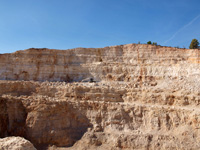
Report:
0,137,36,150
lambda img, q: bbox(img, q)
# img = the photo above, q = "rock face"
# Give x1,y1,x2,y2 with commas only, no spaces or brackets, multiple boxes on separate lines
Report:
1,44,200,82
0,44,200,150
0,136,36,150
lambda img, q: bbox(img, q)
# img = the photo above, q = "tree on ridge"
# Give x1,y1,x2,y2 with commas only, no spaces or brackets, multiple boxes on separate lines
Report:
189,39,199,49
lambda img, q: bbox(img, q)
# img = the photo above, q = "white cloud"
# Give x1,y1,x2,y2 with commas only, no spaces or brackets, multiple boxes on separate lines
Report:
164,14,200,44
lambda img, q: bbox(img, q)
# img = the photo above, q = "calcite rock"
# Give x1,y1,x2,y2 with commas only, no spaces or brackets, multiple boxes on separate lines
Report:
0,136,36,150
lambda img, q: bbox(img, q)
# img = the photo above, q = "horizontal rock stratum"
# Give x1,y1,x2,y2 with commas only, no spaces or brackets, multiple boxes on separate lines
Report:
1,44,200,82
0,44,200,150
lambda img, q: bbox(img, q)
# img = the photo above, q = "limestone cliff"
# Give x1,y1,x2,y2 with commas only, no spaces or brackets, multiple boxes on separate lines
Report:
0,44,200,150
1,44,200,82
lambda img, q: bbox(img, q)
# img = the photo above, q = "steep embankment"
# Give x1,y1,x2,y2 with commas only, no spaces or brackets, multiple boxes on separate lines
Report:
1,44,200,82
0,44,200,150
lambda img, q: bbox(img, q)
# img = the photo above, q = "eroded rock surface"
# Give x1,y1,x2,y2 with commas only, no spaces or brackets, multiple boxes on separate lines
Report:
0,136,36,150
0,44,200,150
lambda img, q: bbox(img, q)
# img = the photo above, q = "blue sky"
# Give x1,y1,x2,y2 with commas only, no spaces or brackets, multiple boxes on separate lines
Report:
0,0,200,53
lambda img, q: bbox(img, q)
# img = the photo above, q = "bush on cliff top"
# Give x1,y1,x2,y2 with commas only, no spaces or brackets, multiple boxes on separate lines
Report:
147,41,157,46
189,39,199,49
147,41,152,44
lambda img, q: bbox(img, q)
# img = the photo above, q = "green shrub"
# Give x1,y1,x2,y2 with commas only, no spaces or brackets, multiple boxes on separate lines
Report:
189,39,199,49
152,42,157,46
147,41,152,44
